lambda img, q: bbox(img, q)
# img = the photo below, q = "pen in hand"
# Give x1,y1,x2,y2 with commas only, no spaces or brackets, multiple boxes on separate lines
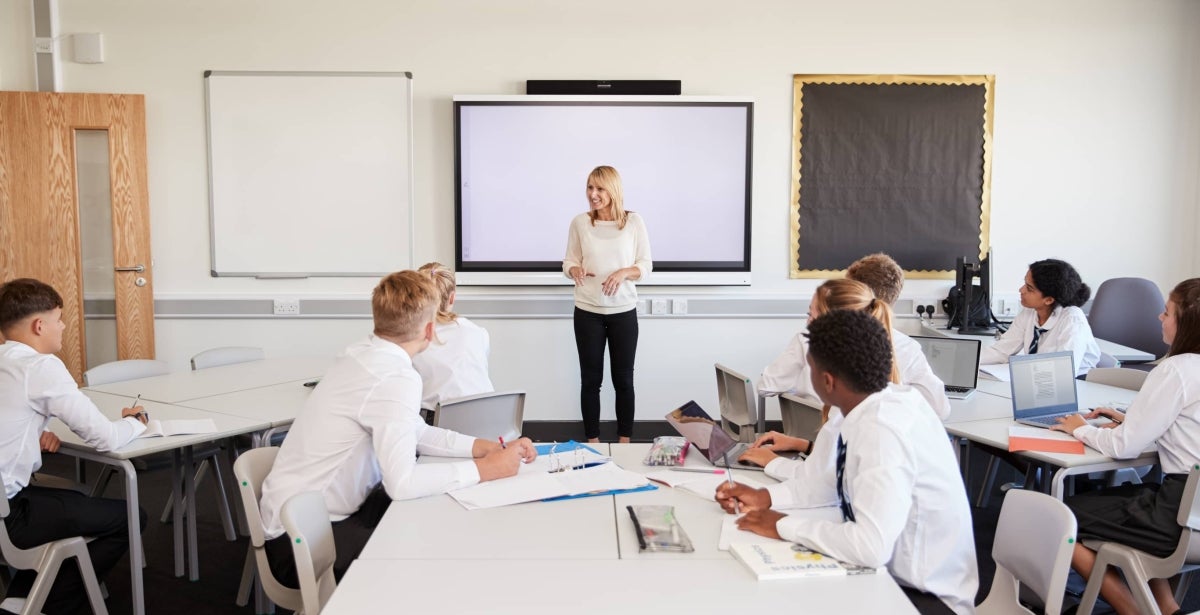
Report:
132,394,149,423
723,451,740,514
498,436,506,449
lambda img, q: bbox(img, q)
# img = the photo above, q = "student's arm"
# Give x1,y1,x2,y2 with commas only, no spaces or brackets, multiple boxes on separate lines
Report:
899,349,952,421
980,310,1029,365
1057,308,1101,376
774,423,915,568
31,357,145,451
757,333,815,397
762,424,840,509
1070,363,1185,459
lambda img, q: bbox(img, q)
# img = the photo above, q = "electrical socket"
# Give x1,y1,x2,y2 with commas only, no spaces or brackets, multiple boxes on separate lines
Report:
273,299,300,316
671,298,688,315
651,299,668,315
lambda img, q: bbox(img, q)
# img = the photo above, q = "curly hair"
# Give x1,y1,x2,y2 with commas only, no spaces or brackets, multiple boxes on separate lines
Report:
1168,278,1200,357
845,253,904,306
1029,259,1091,308
805,309,893,395
0,278,64,334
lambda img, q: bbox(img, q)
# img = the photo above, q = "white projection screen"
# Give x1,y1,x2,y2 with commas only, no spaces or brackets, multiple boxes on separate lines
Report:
454,96,753,285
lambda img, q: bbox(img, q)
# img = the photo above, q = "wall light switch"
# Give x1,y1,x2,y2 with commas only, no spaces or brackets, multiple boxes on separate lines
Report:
651,299,668,315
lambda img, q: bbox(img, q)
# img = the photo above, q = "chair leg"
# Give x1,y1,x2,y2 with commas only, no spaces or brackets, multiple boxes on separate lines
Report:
162,459,212,524
975,456,999,508
74,547,110,615
1077,553,1107,615
22,549,66,615
90,466,116,498
209,453,238,541
236,546,255,607
1173,571,1194,604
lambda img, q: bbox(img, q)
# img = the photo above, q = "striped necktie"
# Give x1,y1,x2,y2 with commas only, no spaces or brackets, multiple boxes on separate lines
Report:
836,435,855,522
1029,326,1048,354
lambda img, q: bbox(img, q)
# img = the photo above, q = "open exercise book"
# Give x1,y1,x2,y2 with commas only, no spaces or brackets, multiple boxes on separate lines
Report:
730,540,878,580
136,419,218,439
448,443,651,510
647,470,771,500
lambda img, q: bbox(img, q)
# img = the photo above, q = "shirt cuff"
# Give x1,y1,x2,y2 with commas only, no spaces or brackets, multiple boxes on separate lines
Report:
123,416,148,438
763,456,793,481
456,460,482,486
774,513,807,543
766,480,796,509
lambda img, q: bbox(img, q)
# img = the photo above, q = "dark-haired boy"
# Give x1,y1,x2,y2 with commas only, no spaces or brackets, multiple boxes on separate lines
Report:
0,278,148,615
717,309,977,615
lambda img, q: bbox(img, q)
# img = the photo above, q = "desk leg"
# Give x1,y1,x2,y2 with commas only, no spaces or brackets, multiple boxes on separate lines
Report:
1051,467,1070,500
185,445,200,581
117,458,145,615
173,449,185,577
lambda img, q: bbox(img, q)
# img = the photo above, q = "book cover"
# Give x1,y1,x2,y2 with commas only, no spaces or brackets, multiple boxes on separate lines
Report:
1007,425,1085,454
730,541,876,580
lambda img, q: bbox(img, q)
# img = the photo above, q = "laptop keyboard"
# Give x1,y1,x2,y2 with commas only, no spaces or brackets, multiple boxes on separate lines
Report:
1024,415,1067,426
946,386,972,394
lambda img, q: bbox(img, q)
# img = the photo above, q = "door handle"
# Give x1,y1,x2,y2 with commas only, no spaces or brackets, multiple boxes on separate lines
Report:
114,265,145,273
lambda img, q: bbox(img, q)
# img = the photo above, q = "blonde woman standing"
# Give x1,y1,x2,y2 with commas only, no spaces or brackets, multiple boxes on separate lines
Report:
412,262,494,409
563,166,652,443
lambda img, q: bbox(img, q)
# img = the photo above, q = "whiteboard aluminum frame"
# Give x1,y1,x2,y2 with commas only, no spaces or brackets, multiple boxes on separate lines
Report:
204,70,415,278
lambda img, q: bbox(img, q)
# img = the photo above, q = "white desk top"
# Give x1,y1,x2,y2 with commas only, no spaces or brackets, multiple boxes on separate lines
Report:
971,377,1138,408
49,391,263,459
946,418,1157,469
919,320,1155,362
82,356,331,403
324,559,918,614
173,380,314,428
945,391,1014,424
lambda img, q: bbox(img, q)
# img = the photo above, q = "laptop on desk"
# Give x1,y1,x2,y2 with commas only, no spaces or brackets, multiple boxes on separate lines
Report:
665,400,767,472
1009,351,1086,428
912,336,981,400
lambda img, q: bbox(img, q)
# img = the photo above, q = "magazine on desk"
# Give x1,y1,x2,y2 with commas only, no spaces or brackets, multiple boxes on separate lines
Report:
731,541,878,580
136,419,218,439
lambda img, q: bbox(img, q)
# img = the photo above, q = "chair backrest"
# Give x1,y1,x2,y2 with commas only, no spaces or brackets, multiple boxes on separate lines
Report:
1085,367,1150,392
232,447,304,611
431,390,524,441
1087,277,1169,358
281,491,337,615
191,346,266,370
82,359,171,386
778,393,823,443
715,363,758,443
979,489,1078,615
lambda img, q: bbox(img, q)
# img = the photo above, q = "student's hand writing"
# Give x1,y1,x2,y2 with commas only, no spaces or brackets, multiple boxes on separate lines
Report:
568,267,594,287
121,405,148,424
1050,413,1087,435
510,437,537,463
601,269,630,296
40,431,61,453
737,447,778,467
736,509,785,540
715,482,771,513
476,445,526,481
751,431,808,453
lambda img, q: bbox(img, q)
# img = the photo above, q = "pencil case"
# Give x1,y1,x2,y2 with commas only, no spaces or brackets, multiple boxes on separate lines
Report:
627,505,694,553
643,436,689,466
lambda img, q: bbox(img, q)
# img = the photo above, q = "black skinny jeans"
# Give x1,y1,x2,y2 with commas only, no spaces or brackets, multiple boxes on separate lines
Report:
573,307,638,439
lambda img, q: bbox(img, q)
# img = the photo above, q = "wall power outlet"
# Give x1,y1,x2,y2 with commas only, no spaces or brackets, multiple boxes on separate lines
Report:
273,299,300,316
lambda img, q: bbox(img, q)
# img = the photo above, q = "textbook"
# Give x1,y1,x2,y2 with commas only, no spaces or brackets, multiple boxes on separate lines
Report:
730,541,877,580
1007,425,1085,454
136,419,219,439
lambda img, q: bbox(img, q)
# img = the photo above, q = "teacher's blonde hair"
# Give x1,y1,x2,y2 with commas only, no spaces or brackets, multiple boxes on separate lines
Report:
586,165,629,230
418,262,459,325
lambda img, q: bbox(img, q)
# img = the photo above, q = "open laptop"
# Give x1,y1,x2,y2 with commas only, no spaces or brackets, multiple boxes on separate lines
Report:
911,336,981,400
1009,351,1084,428
665,400,765,471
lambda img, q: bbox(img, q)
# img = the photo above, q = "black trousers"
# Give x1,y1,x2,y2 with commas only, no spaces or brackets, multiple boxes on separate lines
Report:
573,307,639,440
265,487,391,589
5,486,146,615
902,585,956,615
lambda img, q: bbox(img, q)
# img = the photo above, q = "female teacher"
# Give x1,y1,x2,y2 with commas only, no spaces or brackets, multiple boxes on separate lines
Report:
564,166,652,443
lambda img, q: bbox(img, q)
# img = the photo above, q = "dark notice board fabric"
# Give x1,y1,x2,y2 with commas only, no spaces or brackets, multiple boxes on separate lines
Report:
796,83,986,272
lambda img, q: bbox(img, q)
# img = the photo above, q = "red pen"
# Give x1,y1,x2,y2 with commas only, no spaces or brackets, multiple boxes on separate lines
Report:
498,436,506,449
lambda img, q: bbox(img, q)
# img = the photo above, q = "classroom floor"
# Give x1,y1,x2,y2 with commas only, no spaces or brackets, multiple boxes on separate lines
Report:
18,428,1200,614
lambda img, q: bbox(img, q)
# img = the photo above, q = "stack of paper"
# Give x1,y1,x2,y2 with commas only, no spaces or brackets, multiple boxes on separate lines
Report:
449,462,649,510
1008,425,1085,454
136,419,218,439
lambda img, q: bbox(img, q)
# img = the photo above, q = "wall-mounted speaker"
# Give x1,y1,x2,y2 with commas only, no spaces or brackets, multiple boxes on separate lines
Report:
526,80,682,95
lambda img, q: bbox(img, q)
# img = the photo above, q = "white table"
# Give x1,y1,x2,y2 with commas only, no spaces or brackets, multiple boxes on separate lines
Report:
49,391,264,615
173,380,315,445
919,320,1155,363
82,356,330,403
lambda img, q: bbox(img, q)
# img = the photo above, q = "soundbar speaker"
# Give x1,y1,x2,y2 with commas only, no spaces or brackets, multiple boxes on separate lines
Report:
526,80,682,95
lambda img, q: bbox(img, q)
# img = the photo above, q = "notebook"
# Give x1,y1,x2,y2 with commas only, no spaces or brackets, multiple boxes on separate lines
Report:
911,335,981,400
664,400,764,472
1009,351,1083,429
730,541,877,580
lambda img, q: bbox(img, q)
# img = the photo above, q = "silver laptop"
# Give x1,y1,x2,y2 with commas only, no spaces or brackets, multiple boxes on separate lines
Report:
1009,351,1082,429
665,401,765,472
912,336,981,400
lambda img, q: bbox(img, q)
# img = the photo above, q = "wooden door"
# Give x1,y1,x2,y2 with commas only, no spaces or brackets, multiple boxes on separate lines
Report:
0,92,155,383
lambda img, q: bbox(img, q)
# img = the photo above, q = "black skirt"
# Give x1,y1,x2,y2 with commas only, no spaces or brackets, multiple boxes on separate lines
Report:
1066,473,1188,558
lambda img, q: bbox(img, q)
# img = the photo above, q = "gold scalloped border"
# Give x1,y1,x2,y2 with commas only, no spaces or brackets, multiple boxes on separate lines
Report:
789,74,995,279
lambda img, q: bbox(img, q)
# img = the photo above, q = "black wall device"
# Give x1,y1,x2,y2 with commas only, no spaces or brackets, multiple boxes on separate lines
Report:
526,80,682,95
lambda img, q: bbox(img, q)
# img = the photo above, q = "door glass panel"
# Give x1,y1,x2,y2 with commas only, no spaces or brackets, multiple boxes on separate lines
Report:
75,129,118,369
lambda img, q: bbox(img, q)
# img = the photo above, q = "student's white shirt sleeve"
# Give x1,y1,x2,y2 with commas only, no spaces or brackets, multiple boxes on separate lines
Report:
980,309,1030,365
757,333,815,397
895,340,951,421
774,420,915,569
630,214,652,279
29,356,144,450
562,218,583,277
1055,309,1101,375
1071,361,1184,462
366,380,480,500
764,420,839,509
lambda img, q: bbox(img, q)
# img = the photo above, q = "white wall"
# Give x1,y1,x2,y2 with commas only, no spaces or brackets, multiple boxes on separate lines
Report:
3,0,1198,422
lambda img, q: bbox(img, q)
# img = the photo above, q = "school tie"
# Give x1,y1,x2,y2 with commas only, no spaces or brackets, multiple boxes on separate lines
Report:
836,435,856,522
1029,326,1048,354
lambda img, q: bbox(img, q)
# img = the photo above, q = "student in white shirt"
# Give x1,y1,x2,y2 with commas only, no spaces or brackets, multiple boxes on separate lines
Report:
0,278,148,615
981,258,1100,377
411,262,494,409
259,270,536,587
1051,278,1200,615
563,165,652,444
717,310,978,615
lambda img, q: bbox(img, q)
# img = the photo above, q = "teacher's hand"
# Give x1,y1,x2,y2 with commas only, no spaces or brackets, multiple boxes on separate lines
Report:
568,266,594,287
602,268,630,296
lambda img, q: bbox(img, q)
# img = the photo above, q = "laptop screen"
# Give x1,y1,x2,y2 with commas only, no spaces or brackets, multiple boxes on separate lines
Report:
665,400,738,464
1008,351,1079,419
911,336,980,389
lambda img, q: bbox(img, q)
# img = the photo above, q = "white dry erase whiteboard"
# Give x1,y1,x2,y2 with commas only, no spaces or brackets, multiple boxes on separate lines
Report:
204,71,413,277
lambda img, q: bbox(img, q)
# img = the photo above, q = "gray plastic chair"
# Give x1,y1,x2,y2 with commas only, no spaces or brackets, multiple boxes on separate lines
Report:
778,393,823,444
0,496,108,615
715,363,760,443
977,490,1078,615
233,447,302,613
1085,367,1150,392
1077,466,1200,615
190,346,265,370
1087,277,1169,361
431,391,524,442
281,491,337,615
82,359,170,386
